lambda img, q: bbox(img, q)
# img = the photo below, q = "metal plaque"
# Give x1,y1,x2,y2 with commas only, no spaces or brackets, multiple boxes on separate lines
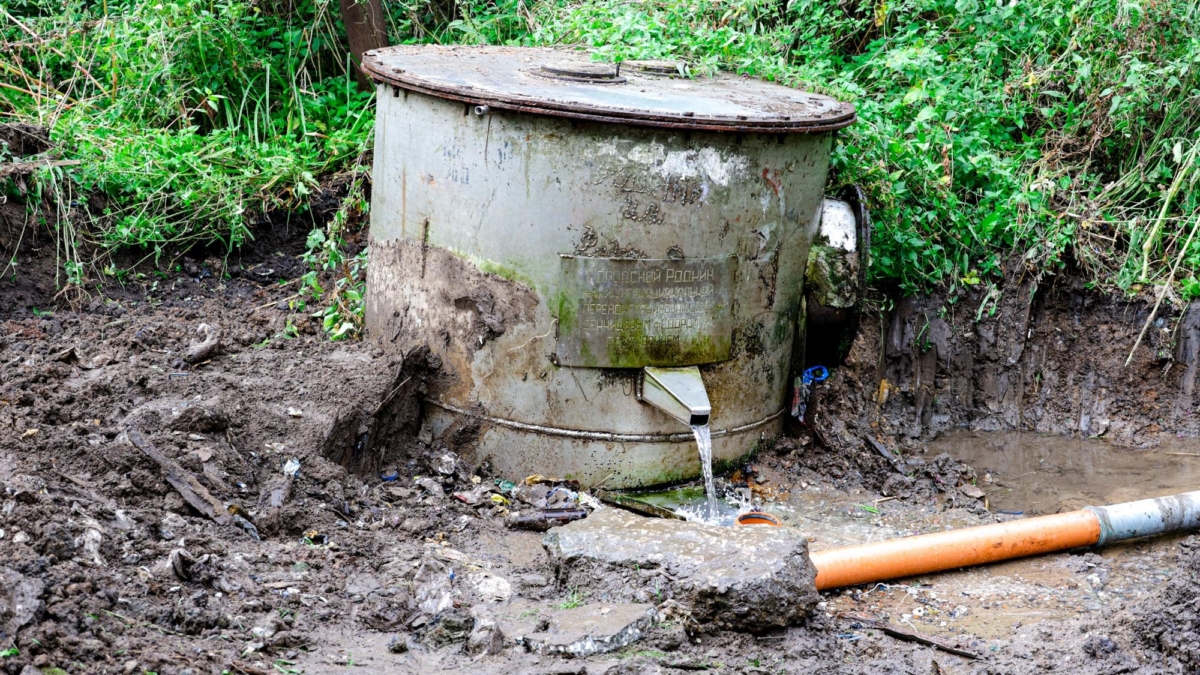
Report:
555,256,737,368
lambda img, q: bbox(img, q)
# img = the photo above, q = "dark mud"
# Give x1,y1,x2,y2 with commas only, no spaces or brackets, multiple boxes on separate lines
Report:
0,220,857,675
5,142,1200,672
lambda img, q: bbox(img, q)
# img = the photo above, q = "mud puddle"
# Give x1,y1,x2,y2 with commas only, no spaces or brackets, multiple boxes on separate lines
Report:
938,430,1200,514
757,432,1199,642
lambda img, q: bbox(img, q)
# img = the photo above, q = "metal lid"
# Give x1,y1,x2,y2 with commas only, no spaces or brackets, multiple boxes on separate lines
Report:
362,45,855,133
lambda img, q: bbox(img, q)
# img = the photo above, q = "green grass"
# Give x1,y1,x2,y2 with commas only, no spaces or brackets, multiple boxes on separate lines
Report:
4,0,1200,316
2,0,372,328
554,586,586,610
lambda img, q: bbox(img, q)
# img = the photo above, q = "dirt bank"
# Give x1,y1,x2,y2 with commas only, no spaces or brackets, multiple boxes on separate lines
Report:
798,263,1200,494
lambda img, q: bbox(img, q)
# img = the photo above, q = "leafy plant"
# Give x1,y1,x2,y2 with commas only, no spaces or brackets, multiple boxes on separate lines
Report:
300,168,369,339
515,0,1200,296
3,0,373,260
555,586,586,610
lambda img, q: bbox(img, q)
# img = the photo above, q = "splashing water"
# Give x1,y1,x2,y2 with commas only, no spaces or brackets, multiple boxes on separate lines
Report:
691,423,716,520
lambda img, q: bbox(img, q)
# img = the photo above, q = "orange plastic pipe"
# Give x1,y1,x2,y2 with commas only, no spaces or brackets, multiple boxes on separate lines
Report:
809,509,1102,591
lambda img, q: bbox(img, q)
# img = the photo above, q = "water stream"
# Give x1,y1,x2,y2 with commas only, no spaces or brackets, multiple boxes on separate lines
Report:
691,423,717,519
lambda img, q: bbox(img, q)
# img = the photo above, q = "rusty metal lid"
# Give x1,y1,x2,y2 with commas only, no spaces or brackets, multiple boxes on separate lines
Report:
362,45,855,133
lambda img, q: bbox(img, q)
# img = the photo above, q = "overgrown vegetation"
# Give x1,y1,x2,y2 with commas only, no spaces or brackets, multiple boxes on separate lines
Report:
1,0,375,326
515,0,1200,297
3,0,1200,325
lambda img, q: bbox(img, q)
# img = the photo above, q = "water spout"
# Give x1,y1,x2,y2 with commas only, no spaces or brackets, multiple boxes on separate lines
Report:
639,366,711,427
640,367,717,518
691,422,717,519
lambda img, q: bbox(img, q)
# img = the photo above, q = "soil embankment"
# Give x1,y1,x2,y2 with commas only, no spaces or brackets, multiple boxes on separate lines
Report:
800,265,1200,493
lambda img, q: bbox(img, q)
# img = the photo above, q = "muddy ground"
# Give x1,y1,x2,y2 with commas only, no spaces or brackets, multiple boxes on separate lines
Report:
7,133,1200,672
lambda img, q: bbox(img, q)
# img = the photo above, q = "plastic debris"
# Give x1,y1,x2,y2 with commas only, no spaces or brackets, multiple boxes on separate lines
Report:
170,548,197,580
514,482,580,509
282,457,301,478
547,486,578,509
578,492,604,511
415,476,445,498
791,365,830,419
435,453,458,475
453,489,480,505
381,469,400,482
302,530,329,546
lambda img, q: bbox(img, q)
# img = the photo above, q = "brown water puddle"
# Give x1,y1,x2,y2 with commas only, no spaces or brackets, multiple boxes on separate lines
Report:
940,430,1200,514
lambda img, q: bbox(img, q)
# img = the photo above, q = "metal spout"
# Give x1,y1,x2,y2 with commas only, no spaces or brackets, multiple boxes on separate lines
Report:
638,366,711,427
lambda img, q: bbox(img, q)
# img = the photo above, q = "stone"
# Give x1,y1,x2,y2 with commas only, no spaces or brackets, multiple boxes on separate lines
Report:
543,508,818,631
465,606,505,656
0,567,44,638
469,571,512,603
420,608,474,649
518,603,656,657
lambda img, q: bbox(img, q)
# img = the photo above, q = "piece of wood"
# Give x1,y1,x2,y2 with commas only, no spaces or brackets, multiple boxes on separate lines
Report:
865,435,908,474
339,0,388,91
126,428,230,525
54,470,118,509
838,613,979,660
0,159,82,178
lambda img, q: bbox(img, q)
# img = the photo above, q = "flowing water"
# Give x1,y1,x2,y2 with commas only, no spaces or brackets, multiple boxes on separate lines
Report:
692,423,717,519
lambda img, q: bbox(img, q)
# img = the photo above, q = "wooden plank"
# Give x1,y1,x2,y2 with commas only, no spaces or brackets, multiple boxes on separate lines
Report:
126,428,230,526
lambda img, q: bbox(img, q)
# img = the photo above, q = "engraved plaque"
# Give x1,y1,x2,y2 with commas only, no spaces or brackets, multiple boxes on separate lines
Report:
555,256,737,368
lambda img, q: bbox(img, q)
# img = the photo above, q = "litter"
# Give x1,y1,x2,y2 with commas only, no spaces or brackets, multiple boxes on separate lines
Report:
415,477,444,498
791,365,829,419
302,530,329,546
282,457,301,478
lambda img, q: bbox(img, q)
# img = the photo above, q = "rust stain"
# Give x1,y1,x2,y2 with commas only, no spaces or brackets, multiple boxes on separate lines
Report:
761,167,781,196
